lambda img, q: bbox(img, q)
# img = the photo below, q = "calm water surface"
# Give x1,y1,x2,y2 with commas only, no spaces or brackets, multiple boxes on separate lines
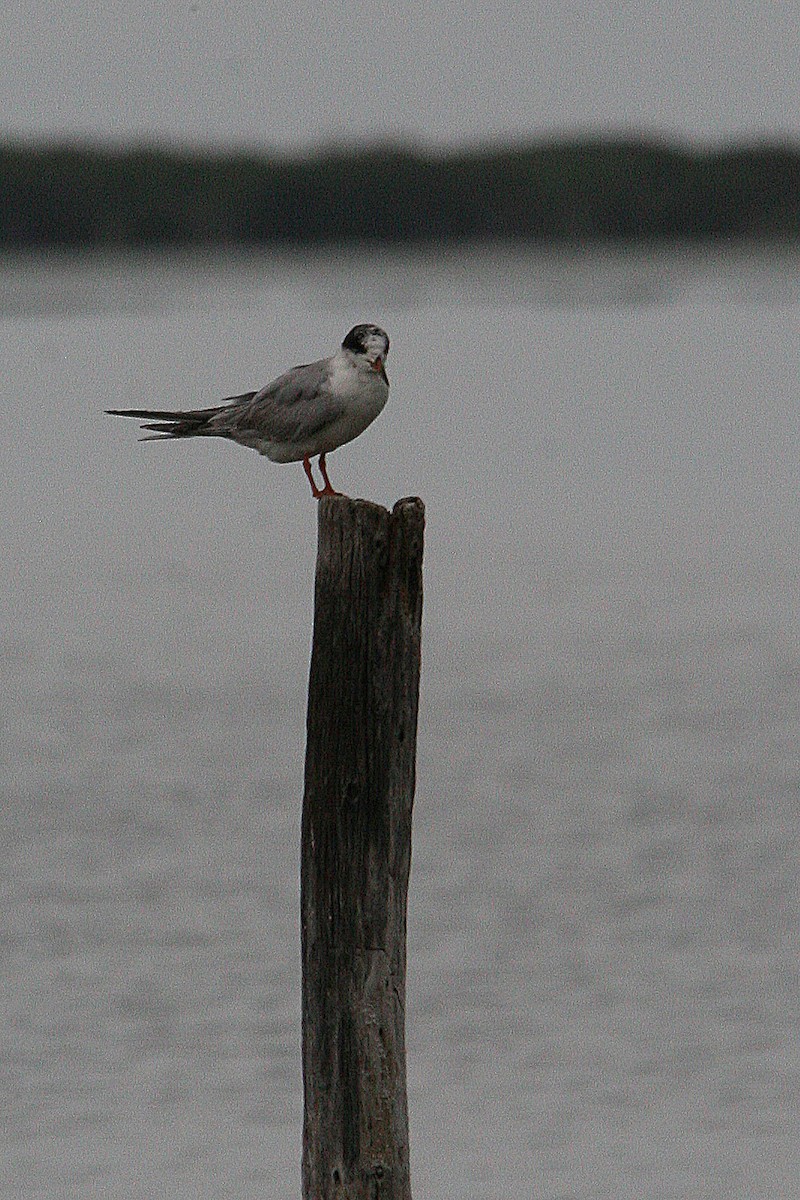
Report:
1,244,799,1198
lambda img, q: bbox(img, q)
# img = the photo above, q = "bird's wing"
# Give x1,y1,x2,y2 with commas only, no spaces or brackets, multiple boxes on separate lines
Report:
213,359,346,444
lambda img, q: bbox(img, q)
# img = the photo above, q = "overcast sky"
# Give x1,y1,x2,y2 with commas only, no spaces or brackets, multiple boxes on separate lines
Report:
4,1,800,151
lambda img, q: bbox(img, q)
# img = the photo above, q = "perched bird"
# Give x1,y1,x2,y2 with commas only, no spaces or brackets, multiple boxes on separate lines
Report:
107,323,390,498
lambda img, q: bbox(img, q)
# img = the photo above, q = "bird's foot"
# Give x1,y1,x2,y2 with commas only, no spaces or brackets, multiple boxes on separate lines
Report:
311,481,343,499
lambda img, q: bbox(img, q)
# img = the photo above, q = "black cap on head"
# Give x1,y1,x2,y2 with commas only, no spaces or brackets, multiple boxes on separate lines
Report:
342,324,389,357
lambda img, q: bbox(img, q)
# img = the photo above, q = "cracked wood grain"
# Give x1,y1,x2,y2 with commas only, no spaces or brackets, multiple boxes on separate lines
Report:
301,496,424,1200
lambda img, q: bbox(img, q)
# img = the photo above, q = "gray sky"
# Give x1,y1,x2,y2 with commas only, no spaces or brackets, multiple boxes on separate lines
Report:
4,1,800,150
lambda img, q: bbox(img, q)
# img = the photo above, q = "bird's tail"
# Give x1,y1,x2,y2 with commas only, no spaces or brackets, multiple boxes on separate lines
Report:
106,395,257,440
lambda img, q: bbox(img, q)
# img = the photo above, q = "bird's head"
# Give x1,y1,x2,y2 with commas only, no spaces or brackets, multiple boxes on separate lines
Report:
342,324,390,375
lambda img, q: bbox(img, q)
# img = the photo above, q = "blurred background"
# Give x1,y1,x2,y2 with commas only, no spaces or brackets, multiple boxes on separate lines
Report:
2,4,799,1198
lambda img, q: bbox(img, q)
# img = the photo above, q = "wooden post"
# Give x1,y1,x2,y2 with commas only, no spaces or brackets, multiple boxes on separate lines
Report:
301,495,425,1200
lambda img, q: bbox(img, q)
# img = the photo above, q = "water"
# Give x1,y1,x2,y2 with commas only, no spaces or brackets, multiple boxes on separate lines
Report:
1,243,799,1198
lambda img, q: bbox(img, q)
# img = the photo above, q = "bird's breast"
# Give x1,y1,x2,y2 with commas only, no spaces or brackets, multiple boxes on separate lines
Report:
319,363,389,452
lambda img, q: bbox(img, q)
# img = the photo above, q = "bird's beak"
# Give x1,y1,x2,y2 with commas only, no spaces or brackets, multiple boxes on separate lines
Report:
371,356,384,372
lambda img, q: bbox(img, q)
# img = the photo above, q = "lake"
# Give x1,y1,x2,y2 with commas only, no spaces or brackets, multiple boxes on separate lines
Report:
1,242,799,1198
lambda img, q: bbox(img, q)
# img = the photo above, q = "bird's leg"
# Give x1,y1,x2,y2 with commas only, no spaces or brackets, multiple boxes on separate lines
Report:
302,455,326,499
316,453,342,497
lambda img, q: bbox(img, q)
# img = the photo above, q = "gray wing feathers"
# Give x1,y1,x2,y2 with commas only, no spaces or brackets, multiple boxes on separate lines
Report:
220,359,344,445
106,394,258,439
108,358,347,449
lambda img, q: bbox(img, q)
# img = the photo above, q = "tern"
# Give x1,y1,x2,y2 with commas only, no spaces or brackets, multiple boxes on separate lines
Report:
107,323,390,498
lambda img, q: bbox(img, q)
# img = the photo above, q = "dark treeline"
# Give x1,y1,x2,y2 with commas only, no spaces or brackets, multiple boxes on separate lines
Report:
2,137,799,247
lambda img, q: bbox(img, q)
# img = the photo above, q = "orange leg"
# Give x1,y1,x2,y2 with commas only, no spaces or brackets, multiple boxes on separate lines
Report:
302,454,341,499
302,455,325,498
317,453,341,496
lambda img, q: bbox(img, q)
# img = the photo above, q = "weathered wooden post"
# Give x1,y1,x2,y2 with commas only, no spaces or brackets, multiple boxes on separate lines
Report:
301,495,425,1200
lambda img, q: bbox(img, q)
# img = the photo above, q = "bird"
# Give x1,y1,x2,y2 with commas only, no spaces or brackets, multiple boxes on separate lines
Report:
107,323,390,498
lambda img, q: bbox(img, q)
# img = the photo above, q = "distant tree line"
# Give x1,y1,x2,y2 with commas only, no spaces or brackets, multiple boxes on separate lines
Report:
1,137,798,247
